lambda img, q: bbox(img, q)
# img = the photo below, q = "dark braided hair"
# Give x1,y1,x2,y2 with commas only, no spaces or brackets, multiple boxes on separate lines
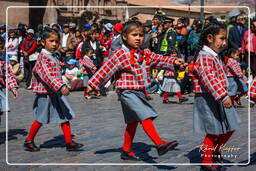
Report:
194,22,227,58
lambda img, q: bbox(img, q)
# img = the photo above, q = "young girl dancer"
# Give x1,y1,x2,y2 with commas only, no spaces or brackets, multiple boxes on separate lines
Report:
162,49,188,104
24,29,83,152
193,23,240,171
226,48,248,106
86,21,183,160
0,59,19,123
249,77,256,106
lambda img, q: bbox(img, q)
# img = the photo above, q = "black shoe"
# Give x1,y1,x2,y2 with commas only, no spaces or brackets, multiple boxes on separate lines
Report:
200,165,225,171
213,153,224,163
179,97,188,103
24,140,40,152
66,140,84,151
120,151,141,161
163,100,171,104
157,140,179,156
146,96,153,100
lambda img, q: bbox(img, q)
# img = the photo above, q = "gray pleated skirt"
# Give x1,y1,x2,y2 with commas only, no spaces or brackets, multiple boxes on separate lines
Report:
0,90,9,112
118,90,159,123
193,93,240,135
33,93,75,124
227,77,248,96
162,77,181,92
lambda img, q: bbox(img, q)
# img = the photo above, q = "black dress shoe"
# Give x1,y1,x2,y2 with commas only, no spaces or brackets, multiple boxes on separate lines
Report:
120,151,141,161
200,165,225,171
179,97,189,103
24,140,40,152
213,153,224,163
157,140,179,156
66,140,84,151
163,100,171,104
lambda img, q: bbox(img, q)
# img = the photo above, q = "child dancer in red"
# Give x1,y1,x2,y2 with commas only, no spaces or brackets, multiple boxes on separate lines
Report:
193,23,240,171
86,21,183,160
249,77,256,106
0,60,19,123
24,29,83,152
225,48,248,106
162,49,188,104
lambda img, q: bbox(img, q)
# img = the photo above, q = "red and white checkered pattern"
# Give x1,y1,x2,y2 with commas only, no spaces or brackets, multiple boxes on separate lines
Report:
250,77,256,99
89,48,176,90
79,56,95,75
30,51,65,94
225,58,244,78
0,61,18,90
193,53,228,101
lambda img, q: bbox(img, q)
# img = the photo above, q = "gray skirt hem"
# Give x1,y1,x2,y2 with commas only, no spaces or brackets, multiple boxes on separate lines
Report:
119,90,159,124
33,93,75,124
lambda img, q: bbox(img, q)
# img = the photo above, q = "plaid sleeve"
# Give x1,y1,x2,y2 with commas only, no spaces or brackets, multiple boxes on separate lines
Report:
81,57,95,70
35,60,65,92
148,50,176,71
88,51,122,90
198,56,228,101
250,78,256,99
6,65,18,90
228,59,244,78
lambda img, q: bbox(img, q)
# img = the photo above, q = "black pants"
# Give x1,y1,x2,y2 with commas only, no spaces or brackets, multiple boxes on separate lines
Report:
23,61,36,87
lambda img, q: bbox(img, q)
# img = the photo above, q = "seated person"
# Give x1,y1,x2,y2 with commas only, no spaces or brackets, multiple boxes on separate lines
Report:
9,56,24,83
62,59,79,88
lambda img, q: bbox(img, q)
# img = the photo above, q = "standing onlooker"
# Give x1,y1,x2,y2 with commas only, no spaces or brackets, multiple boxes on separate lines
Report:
228,14,247,62
0,25,6,40
21,29,37,88
81,31,103,69
241,18,256,75
59,24,76,62
7,29,19,63
187,19,203,57
157,17,176,55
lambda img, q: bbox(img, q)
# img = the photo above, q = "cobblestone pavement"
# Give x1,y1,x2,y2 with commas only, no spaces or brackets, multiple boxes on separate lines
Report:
0,89,255,171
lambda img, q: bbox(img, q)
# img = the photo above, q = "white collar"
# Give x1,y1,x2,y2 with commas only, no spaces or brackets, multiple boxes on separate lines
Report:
121,44,130,52
202,45,218,57
41,48,52,56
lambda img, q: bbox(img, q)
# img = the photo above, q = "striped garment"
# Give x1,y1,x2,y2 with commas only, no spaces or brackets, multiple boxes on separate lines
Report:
193,45,228,101
79,56,96,75
225,58,244,78
89,45,176,90
0,61,18,90
30,49,65,94
250,77,256,99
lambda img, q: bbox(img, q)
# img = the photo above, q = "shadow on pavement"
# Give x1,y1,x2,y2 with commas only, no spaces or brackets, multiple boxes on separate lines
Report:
40,134,75,149
0,129,27,144
185,147,201,163
94,142,176,169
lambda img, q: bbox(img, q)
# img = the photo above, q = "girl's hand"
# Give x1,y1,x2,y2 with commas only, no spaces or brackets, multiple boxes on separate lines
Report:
92,66,97,71
60,86,70,96
11,89,18,98
174,58,184,66
222,97,233,108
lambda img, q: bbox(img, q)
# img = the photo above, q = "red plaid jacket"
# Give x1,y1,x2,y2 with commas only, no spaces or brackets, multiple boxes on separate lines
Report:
89,46,176,90
31,49,65,94
193,46,228,101
250,77,256,99
0,61,18,90
79,56,96,75
225,58,244,78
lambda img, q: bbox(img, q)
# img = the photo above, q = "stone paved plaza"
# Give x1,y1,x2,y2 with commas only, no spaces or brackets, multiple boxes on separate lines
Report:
0,89,255,171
